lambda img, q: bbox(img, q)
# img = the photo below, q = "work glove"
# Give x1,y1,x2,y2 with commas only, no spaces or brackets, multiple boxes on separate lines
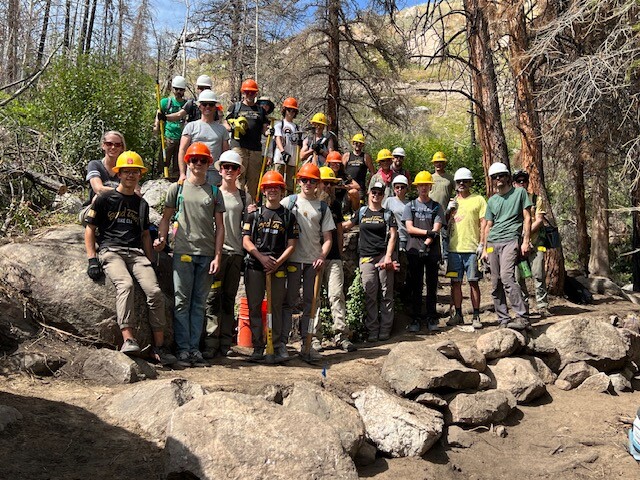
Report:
266,126,275,137
281,152,291,164
157,110,167,122
446,199,458,214
87,258,104,281
312,142,323,154
475,243,484,258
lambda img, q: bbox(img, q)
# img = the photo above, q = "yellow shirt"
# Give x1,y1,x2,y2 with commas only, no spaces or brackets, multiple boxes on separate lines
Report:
530,194,545,245
449,193,487,253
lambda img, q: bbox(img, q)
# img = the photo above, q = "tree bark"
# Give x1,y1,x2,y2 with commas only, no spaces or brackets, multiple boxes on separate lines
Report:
36,0,52,70
588,152,610,276
632,182,640,291
78,0,91,55
229,0,244,100
85,0,98,53
326,0,341,137
6,0,20,84
63,0,71,50
575,128,590,273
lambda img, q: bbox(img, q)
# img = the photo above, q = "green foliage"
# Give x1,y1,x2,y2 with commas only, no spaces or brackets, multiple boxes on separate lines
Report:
345,268,367,341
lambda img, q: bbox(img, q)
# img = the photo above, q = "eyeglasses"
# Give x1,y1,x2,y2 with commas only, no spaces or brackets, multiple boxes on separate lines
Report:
104,141,123,148
221,163,240,171
300,178,318,185
394,185,407,190
120,169,140,176
200,102,215,107
174,88,185,92
370,190,383,196
491,173,508,180
189,157,209,165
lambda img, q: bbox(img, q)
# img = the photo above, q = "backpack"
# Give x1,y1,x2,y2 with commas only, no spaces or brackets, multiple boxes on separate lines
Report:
357,206,393,239
288,194,328,244
170,181,219,245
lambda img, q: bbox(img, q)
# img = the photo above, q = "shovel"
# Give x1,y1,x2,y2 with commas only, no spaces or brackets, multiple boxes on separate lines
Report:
264,272,275,364
301,268,323,364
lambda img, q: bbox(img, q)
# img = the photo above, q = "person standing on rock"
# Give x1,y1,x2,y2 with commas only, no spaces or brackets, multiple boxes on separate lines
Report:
84,151,176,366
430,151,455,263
482,162,532,330
343,134,375,205
368,149,395,202
445,167,487,330
300,112,335,168
272,97,301,195
326,151,360,214
154,142,226,367
383,174,410,302
391,147,412,184
154,76,188,180
243,171,299,361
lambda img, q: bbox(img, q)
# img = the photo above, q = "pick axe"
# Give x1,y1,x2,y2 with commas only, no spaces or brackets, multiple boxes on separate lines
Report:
264,272,275,364
301,268,323,364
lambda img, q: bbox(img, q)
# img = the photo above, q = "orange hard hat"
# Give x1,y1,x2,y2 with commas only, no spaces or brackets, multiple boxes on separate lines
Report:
260,170,286,189
326,151,342,163
184,142,213,164
282,97,299,110
297,163,321,180
241,79,259,92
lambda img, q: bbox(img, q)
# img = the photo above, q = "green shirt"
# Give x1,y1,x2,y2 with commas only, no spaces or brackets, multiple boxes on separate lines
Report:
160,96,187,140
430,171,454,215
485,186,532,243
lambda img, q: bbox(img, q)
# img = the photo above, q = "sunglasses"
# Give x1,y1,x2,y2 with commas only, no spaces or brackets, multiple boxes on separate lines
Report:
221,163,240,171
491,173,508,180
190,157,209,165
370,190,383,196
456,180,471,184
104,141,123,148
200,102,216,107
394,185,407,189
300,178,318,185
174,88,185,92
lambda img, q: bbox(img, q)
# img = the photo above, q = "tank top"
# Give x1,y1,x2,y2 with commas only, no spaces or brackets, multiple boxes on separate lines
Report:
345,152,368,192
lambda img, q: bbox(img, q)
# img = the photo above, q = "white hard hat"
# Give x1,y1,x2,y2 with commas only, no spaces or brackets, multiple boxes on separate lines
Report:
198,90,218,103
488,162,510,177
171,75,187,89
392,174,408,186
454,167,473,182
196,75,212,88
392,147,406,157
214,150,244,172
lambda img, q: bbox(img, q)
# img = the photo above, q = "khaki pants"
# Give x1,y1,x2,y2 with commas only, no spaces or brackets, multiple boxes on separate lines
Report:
274,163,297,195
235,147,263,198
360,254,394,337
245,267,287,349
313,259,350,342
283,262,317,343
99,247,165,331
517,247,549,309
488,239,529,323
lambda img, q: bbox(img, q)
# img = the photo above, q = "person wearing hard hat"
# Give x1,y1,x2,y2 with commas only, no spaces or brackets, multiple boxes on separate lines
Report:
326,151,361,213
163,75,219,124
224,79,270,197
300,112,335,167
403,171,444,332
155,142,226,367
383,174,411,302
281,163,336,359
391,147,412,184
178,90,229,186
154,75,188,180
513,170,550,318
273,97,301,195
343,181,398,342
445,167,487,330
482,162,532,330
343,133,375,204
202,150,254,359
368,149,395,201
85,151,176,366
243,171,299,362
430,151,455,263
314,167,356,352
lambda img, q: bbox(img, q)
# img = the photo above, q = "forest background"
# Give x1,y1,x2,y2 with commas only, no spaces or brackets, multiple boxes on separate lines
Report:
1,0,639,294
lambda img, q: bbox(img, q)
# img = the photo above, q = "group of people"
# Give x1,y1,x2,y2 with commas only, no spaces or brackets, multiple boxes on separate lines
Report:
83,77,551,367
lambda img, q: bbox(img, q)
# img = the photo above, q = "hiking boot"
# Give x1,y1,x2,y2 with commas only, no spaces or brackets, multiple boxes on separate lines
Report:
472,316,483,330
175,351,192,368
190,350,209,367
300,347,322,361
275,344,290,361
121,338,141,355
379,332,391,341
249,347,265,362
506,318,530,331
340,339,357,352
152,346,177,366
311,338,324,352
408,321,421,333
366,334,379,343
447,312,463,327
427,319,441,332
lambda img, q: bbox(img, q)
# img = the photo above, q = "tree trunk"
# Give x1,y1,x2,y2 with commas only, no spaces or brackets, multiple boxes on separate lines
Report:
229,0,244,100
63,0,71,50
632,183,640,291
78,0,91,55
588,153,610,276
117,0,125,60
85,0,98,53
6,0,20,84
326,0,341,137
36,0,52,70
575,129,590,273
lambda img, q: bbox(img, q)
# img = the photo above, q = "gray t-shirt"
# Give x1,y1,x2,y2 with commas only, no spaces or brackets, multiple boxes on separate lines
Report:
221,189,252,255
402,198,443,255
165,179,226,256
383,196,409,243
181,119,228,164
281,195,335,264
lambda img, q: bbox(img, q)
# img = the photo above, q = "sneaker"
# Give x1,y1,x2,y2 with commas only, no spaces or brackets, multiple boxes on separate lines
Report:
152,346,177,365
506,318,530,331
121,338,141,355
472,316,483,330
176,351,192,368
340,339,357,352
379,333,391,341
190,350,209,367
219,345,233,357
427,319,441,332
249,347,265,362
311,338,324,352
275,344,290,361
202,348,218,360
447,312,463,327
299,347,322,361
408,321,421,333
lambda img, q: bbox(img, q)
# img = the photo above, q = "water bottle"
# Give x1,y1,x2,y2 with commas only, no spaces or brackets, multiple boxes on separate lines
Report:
518,259,532,278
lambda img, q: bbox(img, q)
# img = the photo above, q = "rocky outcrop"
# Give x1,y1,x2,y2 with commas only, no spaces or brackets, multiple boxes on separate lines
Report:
488,357,547,404
476,329,524,360
81,349,157,384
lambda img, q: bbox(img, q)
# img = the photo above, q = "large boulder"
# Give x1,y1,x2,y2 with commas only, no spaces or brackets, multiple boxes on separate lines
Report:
555,361,599,390
0,287,39,355
488,357,547,404
0,226,174,347
545,318,627,372
353,386,443,457
447,390,517,426
618,328,640,365
165,392,357,480
81,349,157,384
106,378,205,438
283,381,365,457
577,372,612,393
458,346,487,372
382,342,480,396
476,329,524,359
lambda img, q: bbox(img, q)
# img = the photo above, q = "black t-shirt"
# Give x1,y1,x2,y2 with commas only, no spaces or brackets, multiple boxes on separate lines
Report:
345,152,368,192
334,166,353,206
86,190,149,249
327,199,343,260
227,102,267,151
85,159,119,203
242,206,299,271
351,207,397,257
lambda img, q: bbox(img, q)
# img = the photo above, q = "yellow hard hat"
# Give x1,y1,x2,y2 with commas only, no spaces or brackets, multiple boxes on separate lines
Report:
311,112,328,126
432,151,447,163
319,166,339,183
113,151,148,174
376,148,393,162
352,133,365,144
413,171,434,185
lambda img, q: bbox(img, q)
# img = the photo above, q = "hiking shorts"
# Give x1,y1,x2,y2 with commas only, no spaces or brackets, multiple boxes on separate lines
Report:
446,252,481,282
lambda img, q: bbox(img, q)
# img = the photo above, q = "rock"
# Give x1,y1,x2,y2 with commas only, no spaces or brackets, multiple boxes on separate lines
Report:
140,179,172,210
415,392,448,409
458,347,487,372
523,333,557,356
608,373,632,393
0,291,39,355
494,425,508,438
261,384,287,404
382,343,480,396
555,361,599,390
106,378,205,438
478,373,492,390
488,357,547,404
622,313,640,333
283,381,365,457
0,225,175,347
431,340,461,360
522,356,557,385
20,353,66,376
618,328,640,365
165,392,357,479
0,405,22,431
545,318,627,372
353,386,444,457
576,372,612,393
354,441,377,467
447,390,517,426
52,193,83,214
447,425,475,448
81,349,157,384
476,329,524,359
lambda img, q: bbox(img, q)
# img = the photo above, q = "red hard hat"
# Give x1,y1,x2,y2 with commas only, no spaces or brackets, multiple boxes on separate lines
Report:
241,79,259,92
184,142,213,164
297,163,321,180
326,151,342,163
282,97,299,110
260,170,286,189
